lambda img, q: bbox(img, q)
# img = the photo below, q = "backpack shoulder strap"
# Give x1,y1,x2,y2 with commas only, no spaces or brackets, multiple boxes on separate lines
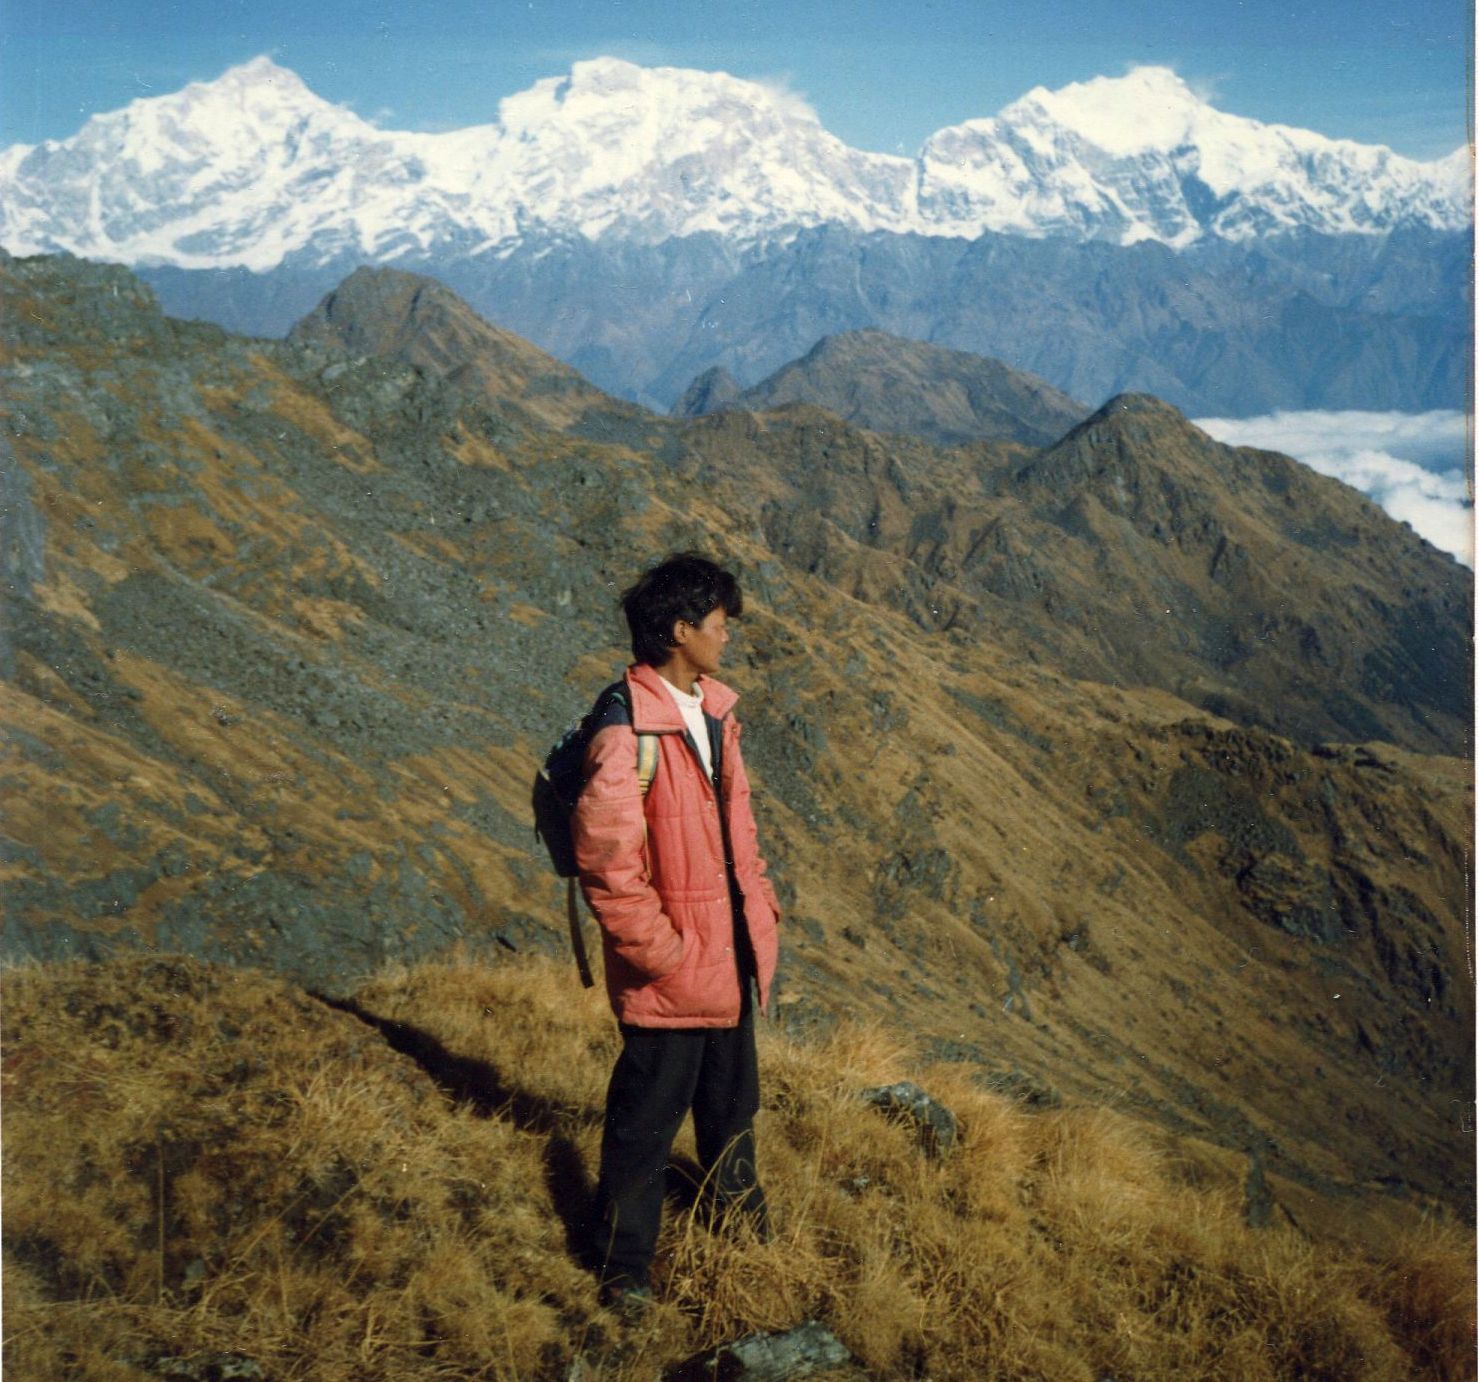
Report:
635,732,659,796
601,682,660,797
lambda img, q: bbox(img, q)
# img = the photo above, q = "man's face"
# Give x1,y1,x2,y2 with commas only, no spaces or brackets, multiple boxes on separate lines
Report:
675,607,730,676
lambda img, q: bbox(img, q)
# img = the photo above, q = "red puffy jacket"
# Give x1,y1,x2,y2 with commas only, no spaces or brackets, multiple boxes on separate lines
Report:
573,662,780,1028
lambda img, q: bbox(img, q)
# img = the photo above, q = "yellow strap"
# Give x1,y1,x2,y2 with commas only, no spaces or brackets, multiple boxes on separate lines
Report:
636,733,659,796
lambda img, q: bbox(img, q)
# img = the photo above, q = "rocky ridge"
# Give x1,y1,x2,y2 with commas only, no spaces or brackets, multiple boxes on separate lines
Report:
673,387,1471,755
285,265,637,433
672,329,1089,448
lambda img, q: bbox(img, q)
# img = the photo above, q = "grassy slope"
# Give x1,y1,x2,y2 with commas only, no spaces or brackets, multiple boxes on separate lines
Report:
3,954,1472,1381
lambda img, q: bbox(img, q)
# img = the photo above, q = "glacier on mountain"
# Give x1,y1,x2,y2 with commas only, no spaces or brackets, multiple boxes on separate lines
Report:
0,56,1468,272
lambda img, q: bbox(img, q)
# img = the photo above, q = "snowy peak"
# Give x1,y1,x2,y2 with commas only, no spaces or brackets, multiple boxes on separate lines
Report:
1008,67,1207,157
78,55,361,162
918,65,1472,246
498,56,829,136
0,55,415,270
0,57,1467,271
470,56,911,241
179,53,318,104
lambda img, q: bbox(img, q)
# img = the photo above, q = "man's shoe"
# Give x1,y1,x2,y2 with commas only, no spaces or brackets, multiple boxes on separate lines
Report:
599,1281,654,1319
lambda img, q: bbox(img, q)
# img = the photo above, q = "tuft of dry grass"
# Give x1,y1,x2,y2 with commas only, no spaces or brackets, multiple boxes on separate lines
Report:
1364,1220,1478,1382
3,953,1473,1380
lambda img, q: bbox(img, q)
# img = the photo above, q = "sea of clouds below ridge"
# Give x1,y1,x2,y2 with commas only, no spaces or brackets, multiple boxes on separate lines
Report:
1193,410,1473,568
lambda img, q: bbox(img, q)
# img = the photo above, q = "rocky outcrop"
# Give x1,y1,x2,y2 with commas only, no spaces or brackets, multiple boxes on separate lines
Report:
862,1082,960,1159
672,365,743,418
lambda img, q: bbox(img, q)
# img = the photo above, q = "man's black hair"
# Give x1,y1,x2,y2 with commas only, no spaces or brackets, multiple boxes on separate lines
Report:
622,552,743,666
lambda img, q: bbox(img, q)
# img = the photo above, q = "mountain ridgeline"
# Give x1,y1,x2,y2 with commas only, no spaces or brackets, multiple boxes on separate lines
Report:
6,60,1464,265
1,254,1472,1254
673,329,1089,448
672,380,1470,756
2,56,1469,414
284,265,635,432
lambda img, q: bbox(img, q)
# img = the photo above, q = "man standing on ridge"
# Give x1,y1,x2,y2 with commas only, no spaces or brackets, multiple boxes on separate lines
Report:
574,552,781,1310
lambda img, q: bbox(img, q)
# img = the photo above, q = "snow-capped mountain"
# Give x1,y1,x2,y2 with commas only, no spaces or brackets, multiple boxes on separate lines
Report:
918,67,1473,245
0,59,468,271
0,56,1467,270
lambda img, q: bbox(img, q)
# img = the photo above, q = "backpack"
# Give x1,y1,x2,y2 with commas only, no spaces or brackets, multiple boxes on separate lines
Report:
532,682,659,987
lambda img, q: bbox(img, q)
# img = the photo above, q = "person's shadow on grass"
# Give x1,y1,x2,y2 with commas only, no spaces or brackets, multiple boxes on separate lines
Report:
313,993,600,1266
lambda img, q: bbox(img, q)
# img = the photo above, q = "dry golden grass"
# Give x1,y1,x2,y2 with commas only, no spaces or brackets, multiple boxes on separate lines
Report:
3,953,1473,1380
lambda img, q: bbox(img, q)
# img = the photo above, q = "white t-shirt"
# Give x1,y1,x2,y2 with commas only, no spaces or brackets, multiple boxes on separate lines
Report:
660,676,714,779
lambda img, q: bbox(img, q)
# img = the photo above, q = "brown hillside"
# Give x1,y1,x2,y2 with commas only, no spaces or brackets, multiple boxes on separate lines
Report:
1,253,1472,1272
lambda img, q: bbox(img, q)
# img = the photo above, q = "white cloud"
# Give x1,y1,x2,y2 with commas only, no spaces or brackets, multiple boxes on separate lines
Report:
525,41,726,75
1194,409,1473,567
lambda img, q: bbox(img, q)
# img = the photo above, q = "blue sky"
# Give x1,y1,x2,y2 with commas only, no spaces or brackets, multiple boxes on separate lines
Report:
1,0,1470,158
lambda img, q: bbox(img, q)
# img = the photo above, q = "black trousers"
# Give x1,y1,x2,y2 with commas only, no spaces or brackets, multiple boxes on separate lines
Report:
593,1003,767,1289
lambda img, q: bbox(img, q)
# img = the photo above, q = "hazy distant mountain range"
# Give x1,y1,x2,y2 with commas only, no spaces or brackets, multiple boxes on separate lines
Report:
1,57,1470,413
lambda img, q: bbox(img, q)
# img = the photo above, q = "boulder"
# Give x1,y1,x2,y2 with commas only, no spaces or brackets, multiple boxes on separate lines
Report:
861,1080,958,1157
668,1321,852,1380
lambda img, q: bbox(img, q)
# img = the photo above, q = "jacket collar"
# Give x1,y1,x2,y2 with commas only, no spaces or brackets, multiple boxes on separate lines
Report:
626,661,739,731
